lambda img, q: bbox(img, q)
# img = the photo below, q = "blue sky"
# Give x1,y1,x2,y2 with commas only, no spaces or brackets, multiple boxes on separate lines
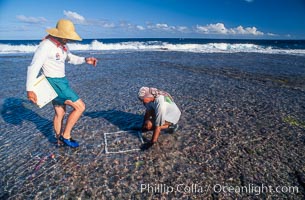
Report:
0,0,305,40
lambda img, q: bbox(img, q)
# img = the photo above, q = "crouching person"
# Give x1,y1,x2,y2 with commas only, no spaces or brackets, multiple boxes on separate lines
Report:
138,87,181,150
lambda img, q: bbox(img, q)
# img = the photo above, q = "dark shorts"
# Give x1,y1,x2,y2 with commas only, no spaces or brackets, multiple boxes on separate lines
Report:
46,77,79,105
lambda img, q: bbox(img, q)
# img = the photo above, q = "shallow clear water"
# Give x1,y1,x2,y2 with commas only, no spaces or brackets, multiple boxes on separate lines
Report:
1,51,305,199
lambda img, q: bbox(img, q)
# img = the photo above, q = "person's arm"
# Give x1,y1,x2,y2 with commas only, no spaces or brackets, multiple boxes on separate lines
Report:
67,52,98,66
26,42,49,103
140,125,162,150
66,52,85,65
151,126,161,143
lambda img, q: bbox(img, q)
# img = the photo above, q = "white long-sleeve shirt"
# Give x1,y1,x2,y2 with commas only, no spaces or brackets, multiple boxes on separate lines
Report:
26,38,85,91
145,95,181,126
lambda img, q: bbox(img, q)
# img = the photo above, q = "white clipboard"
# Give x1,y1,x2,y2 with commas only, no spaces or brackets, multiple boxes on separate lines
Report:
32,75,58,108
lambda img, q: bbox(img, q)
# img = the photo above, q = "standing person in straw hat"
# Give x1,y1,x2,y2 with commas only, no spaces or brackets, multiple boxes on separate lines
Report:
138,87,181,150
26,19,98,148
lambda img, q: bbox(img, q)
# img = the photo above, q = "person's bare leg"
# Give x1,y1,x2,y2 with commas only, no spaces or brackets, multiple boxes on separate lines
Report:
62,99,85,139
53,105,66,143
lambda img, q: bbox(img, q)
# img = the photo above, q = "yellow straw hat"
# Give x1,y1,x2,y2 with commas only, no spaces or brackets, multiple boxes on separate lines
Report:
46,19,82,41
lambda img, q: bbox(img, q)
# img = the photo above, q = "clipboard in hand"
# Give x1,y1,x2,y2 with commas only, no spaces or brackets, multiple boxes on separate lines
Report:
32,75,58,108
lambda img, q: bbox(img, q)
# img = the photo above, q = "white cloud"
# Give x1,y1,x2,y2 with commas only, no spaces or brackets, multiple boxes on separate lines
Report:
244,0,254,3
176,26,189,33
267,33,277,36
53,11,275,38
136,25,145,31
151,23,175,31
114,21,148,32
196,23,227,34
119,21,138,30
196,23,264,36
97,21,115,28
232,26,264,35
247,27,263,35
156,23,169,29
103,23,116,28
63,10,86,24
16,15,47,24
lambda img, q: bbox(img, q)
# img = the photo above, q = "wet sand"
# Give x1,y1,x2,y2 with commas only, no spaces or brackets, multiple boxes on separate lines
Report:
1,51,305,199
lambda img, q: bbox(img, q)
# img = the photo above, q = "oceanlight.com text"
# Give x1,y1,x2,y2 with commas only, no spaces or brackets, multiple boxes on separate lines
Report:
140,183,299,196
213,183,299,196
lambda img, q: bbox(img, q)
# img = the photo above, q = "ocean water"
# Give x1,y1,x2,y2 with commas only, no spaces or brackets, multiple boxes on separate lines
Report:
1,39,305,199
1,38,305,55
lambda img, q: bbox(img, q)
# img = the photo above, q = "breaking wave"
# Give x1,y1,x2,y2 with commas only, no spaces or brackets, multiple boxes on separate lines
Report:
1,40,305,55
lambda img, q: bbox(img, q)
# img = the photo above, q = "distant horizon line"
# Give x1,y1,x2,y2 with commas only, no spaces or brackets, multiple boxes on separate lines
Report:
1,37,305,41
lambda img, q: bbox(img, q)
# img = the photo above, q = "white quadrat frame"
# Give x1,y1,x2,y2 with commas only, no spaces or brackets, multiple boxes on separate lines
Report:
104,130,144,154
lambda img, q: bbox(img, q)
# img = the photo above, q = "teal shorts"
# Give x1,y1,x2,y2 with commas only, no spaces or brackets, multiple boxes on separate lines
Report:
46,77,79,105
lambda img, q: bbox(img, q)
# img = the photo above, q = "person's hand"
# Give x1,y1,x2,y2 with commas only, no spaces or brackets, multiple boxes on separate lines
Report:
140,142,154,151
85,57,98,67
27,91,37,104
